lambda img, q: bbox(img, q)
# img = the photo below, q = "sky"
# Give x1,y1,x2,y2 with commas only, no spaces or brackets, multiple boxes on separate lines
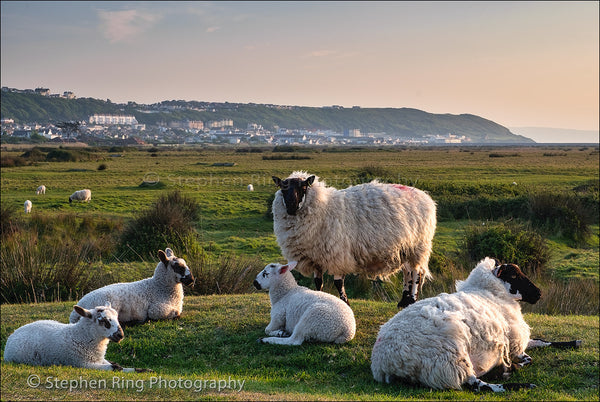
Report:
1,1,598,141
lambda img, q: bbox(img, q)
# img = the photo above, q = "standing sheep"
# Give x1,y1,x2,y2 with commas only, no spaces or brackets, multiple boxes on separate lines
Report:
253,261,356,345
272,171,436,307
70,248,194,324
69,189,91,203
247,184,254,191
36,185,46,195
24,200,32,214
4,304,139,371
370,257,542,392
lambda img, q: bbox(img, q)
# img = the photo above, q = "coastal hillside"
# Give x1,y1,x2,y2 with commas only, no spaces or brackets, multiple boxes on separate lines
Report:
0,90,534,143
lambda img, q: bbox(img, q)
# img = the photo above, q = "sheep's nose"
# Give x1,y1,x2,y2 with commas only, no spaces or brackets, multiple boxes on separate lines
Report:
181,275,194,286
253,280,261,290
110,328,124,343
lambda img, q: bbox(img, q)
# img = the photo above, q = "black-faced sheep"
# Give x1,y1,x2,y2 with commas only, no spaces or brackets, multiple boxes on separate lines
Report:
253,261,356,345
4,304,138,371
370,257,542,392
70,248,194,324
272,171,437,307
69,189,91,203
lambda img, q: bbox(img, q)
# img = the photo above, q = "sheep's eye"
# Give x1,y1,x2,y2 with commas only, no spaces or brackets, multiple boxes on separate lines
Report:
511,275,517,279
98,317,111,329
262,271,268,278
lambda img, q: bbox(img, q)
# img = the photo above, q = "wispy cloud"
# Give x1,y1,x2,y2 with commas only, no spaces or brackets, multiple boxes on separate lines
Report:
206,26,220,33
305,50,337,58
97,9,161,43
303,50,360,59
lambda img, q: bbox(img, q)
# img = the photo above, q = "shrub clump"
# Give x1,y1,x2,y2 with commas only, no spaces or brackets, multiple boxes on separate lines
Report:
528,192,592,246
462,223,549,275
119,190,200,260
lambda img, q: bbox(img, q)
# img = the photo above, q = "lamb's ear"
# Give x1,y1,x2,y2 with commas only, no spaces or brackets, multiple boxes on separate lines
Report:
74,305,92,319
272,176,282,187
278,264,290,275
158,250,168,267
304,176,315,186
287,261,298,271
104,301,112,309
165,248,174,258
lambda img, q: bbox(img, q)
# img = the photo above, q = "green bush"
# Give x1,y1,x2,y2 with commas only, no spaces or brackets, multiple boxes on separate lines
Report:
45,149,78,162
118,190,201,260
528,193,592,246
0,230,107,303
461,222,550,275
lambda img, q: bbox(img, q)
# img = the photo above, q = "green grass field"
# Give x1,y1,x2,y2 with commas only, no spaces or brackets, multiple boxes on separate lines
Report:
1,144,599,400
1,295,598,401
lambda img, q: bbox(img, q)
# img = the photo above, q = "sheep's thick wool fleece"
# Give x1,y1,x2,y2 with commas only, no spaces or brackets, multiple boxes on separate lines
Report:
4,320,110,367
370,259,531,390
71,262,183,323
272,171,437,278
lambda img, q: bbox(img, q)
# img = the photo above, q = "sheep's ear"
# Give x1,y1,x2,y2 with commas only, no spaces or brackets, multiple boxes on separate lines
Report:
272,176,282,187
287,261,298,271
278,264,290,275
104,301,112,309
158,250,168,267
304,176,315,186
74,305,92,319
165,248,174,258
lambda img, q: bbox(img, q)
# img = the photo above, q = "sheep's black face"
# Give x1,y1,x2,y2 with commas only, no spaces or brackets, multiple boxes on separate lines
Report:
495,263,541,304
272,176,315,216
171,259,194,286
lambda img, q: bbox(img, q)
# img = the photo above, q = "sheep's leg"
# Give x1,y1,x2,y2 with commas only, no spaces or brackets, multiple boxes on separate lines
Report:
265,309,286,336
314,272,323,291
398,267,420,308
527,338,582,349
334,275,349,305
260,334,304,345
465,375,535,392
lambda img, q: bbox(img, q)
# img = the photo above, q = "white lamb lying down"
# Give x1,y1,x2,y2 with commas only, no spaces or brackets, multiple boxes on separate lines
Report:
253,261,356,345
70,248,194,324
371,257,543,392
4,304,139,371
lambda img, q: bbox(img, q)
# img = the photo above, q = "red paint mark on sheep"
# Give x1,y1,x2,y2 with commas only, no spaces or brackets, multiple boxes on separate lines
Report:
392,184,414,191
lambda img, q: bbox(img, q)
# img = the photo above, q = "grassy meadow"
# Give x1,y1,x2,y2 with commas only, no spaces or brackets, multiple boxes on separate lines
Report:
1,144,599,400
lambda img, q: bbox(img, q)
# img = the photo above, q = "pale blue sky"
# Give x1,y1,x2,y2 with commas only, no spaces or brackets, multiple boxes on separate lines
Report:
1,1,598,134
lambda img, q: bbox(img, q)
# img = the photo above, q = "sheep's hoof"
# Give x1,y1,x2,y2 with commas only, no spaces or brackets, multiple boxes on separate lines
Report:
110,362,124,371
397,291,416,308
135,368,154,373
257,338,266,344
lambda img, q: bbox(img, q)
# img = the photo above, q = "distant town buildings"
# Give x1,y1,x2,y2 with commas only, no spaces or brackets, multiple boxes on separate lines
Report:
89,114,138,125
1,87,475,146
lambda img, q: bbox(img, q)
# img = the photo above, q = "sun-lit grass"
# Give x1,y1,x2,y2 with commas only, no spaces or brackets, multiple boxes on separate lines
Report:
1,295,598,401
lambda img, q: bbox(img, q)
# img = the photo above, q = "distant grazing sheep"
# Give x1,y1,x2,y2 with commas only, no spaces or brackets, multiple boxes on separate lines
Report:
70,248,194,324
4,304,140,371
371,257,542,392
69,189,91,203
36,185,46,195
247,184,254,191
272,171,437,307
24,200,32,214
253,261,356,345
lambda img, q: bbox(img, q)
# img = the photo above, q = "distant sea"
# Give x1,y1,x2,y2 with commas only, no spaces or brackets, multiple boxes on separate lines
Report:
510,127,599,144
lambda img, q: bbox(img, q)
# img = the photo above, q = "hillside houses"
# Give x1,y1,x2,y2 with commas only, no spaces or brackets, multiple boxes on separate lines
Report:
1,87,474,146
